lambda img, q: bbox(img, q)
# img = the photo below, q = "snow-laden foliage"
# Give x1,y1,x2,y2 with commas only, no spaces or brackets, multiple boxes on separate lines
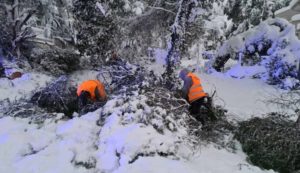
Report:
29,47,80,76
225,0,292,34
236,115,300,173
187,0,292,53
0,0,38,59
73,0,119,67
95,88,194,171
96,61,153,95
201,1,233,50
163,0,207,89
1,101,63,124
211,18,300,89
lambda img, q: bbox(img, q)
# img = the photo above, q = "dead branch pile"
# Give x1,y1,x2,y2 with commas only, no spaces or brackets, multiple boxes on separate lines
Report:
236,114,300,173
30,76,78,117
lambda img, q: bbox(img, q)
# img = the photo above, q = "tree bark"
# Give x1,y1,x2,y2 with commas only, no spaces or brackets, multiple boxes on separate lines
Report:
297,60,300,80
296,112,300,129
212,54,231,72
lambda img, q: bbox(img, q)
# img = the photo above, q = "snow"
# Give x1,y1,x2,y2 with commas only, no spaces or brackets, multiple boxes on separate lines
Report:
145,48,168,76
217,18,300,59
200,72,288,121
291,14,300,21
224,64,266,79
123,0,131,12
3,0,300,172
132,1,145,16
213,18,300,89
96,2,107,17
0,72,52,102
181,57,291,121
205,15,233,37
0,107,275,173
0,66,289,173
122,0,145,15
297,23,300,30
0,112,101,173
275,0,299,15
114,143,275,173
69,70,101,86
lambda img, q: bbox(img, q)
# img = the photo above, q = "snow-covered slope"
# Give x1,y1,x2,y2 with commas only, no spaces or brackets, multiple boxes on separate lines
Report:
0,111,275,173
0,112,100,173
0,69,285,173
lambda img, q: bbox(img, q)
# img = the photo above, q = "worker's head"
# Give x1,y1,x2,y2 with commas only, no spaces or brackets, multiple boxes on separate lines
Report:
78,90,91,108
179,68,189,80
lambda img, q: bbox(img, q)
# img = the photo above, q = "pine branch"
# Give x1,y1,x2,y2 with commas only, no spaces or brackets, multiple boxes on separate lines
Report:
18,9,36,30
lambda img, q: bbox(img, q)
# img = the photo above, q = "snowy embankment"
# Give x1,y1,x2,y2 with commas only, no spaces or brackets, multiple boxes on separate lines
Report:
0,70,281,173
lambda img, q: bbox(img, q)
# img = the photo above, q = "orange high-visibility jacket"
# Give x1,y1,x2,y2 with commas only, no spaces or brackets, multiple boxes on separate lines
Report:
77,80,107,101
187,73,207,103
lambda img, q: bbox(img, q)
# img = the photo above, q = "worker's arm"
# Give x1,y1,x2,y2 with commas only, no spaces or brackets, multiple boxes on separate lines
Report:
182,76,192,98
94,87,107,102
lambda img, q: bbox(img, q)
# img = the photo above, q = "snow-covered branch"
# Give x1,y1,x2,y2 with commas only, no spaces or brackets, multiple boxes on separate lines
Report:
96,2,107,17
18,9,36,30
1,0,37,58
148,6,176,14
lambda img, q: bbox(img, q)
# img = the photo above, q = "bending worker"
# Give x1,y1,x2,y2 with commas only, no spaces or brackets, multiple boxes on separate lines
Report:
179,68,215,123
77,80,107,108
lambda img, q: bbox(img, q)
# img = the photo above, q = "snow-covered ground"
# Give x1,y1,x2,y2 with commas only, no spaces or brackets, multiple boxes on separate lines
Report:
0,67,287,173
0,112,274,173
200,72,288,121
0,73,52,102
114,144,274,173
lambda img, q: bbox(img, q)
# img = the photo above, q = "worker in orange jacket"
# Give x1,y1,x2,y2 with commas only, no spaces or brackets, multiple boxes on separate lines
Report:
77,80,107,109
179,69,215,123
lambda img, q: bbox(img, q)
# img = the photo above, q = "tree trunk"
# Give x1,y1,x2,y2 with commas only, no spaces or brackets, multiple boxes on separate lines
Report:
212,54,231,72
11,0,19,41
297,60,300,80
296,113,300,129
16,47,21,59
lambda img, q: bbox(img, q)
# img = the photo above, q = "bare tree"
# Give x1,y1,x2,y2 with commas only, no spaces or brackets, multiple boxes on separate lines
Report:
268,90,300,128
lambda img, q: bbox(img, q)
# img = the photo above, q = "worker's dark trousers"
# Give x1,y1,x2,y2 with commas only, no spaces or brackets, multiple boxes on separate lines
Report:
189,97,215,124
